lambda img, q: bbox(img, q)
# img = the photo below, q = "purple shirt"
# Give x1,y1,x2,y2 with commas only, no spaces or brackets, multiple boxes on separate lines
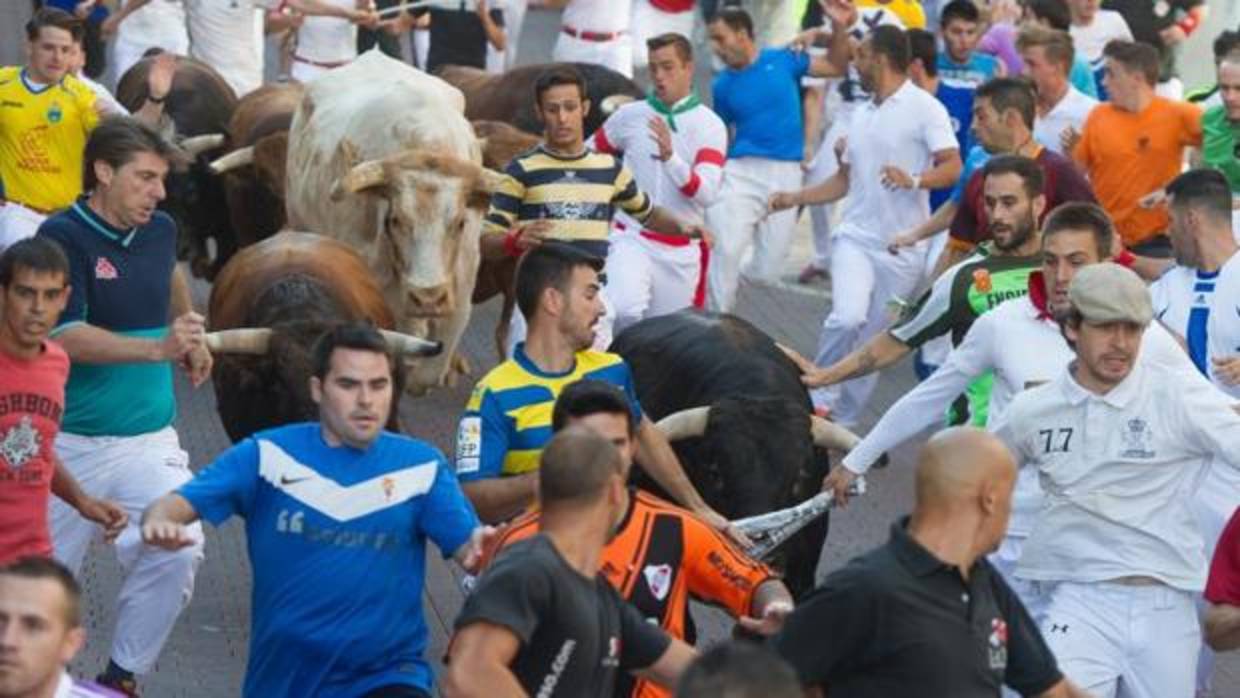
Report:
979,23,1022,75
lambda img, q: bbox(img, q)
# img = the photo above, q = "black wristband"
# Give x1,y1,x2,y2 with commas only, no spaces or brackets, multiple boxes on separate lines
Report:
147,93,167,104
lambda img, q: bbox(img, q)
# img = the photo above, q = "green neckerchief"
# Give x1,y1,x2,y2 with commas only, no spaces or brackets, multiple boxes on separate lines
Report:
646,92,701,132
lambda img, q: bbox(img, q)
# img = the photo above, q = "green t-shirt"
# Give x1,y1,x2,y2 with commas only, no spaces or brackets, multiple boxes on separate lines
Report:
890,247,1040,425
1202,105,1240,193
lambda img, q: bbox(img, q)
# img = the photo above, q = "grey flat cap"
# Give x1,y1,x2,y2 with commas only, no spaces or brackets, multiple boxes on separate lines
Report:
1068,262,1153,326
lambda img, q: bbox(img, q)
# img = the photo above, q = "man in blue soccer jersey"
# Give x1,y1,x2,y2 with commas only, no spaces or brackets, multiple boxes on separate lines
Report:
140,323,490,698
937,0,1004,155
455,242,731,537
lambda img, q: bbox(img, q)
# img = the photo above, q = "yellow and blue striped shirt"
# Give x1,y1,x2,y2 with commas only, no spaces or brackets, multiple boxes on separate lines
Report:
455,344,643,481
483,145,653,253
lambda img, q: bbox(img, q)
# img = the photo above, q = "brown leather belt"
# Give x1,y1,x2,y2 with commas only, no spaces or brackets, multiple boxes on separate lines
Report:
561,25,626,42
292,54,351,69
1108,575,1163,587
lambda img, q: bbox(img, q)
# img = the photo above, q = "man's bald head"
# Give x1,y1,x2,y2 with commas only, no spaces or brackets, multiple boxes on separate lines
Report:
538,426,625,510
915,427,1017,508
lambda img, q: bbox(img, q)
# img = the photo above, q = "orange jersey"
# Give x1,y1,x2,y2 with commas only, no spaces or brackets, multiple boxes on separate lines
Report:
482,489,776,698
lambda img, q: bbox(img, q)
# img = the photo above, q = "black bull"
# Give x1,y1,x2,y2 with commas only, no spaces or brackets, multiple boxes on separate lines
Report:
610,311,832,598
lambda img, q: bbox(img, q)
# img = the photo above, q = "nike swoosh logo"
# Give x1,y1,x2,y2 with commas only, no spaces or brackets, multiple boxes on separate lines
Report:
280,475,312,486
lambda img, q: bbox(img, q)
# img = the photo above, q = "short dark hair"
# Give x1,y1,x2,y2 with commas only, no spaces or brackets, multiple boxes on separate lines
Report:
26,7,82,43
1042,202,1115,259
1166,168,1233,223
1026,0,1071,31
1103,40,1160,86
676,642,802,698
533,65,587,107
538,427,624,506
551,380,637,435
981,155,1046,199
976,77,1037,130
908,29,938,77
1016,26,1075,76
710,7,755,39
83,116,180,191
310,322,392,381
941,0,981,28
514,242,605,320
0,557,82,627
1214,29,1240,62
869,25,911,73
647,33,693,63
0,236,69,288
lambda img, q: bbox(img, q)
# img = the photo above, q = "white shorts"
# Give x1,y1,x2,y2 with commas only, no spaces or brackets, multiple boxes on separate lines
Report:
630,1,696,70
606,228,702,335
0,203,49,254
1040,580,1199,698
552,31,634,78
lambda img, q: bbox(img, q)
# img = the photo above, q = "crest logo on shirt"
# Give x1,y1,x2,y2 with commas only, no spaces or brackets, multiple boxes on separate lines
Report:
46,101,62,124
1119,418,1155,459
94,257,118,280
643,563,672,601
0,416,42,469
972,268,993,293
987,617,1008,670
381,476,395,501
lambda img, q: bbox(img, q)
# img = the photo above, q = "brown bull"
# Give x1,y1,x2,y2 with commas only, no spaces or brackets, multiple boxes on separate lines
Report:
206,232,439,441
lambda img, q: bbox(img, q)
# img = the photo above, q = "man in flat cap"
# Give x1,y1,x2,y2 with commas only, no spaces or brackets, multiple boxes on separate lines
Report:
992,263,1240,698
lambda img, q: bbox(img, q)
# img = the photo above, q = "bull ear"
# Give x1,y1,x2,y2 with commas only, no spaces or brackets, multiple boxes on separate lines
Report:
466,168,508,211
331,160,388,200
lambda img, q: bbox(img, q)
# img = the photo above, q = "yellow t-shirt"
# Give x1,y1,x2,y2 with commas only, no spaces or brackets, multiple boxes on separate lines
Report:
0,67,99,212
857,0,926,28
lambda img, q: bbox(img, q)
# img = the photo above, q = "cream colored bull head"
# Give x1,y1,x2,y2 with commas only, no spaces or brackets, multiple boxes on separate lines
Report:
328,147,505,319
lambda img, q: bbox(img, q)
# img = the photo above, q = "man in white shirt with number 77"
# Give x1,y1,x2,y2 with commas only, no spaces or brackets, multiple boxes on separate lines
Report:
991,263,1240,698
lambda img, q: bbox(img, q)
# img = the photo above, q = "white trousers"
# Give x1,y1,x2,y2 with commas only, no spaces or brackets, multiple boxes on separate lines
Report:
990,535,1048,624
1190,461,1240,694
49,427,205,674
804,118,845,272
606,230,702,335
811,235,926,427
0,203,48,254
630,1,696,70
552,32,634,78
506,285,617,357
704,157,804,313
503,0,529,69
1041,581,1199,698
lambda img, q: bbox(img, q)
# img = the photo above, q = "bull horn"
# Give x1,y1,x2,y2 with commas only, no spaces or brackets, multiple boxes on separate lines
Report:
810,415,861,452
600,94,637,115
209,146,255,174
379,330,443,357
205,328,272,354
181,133,226,157
655,406,710,441
332,160,387,199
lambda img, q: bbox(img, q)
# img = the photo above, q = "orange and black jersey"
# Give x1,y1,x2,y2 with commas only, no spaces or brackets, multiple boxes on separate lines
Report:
481,488,777,698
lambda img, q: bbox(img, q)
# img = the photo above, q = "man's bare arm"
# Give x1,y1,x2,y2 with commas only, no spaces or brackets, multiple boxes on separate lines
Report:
804,332,910,387
1205,602,1240,651
461,474,538,525
441,623,528,698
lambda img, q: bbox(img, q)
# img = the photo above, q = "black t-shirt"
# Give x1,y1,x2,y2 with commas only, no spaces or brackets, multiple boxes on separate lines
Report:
454,535,672,698
771,519,1062,698
418,6,504,73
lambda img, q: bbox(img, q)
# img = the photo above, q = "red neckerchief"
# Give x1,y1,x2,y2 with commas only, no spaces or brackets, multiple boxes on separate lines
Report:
1027,252,1136,321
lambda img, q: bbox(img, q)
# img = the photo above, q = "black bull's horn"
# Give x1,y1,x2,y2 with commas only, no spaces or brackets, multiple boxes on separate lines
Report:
205,328,442,357
654,406,861,451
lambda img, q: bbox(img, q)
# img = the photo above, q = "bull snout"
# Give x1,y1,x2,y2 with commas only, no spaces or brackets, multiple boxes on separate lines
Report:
406,284,454,316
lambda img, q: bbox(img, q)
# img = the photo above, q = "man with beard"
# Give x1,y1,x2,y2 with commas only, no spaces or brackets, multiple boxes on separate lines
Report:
453,243,728,535
784,155,1048,429
811,203,1214,623
1198,53,1240,237
767,24,961,429
992,263,1240,697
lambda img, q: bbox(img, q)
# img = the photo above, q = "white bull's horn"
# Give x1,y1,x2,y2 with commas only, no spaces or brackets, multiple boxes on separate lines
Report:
655,406,711,441
209,146,255,174
333,160,388,199
180,134,226,157
379,330,443,357
810,415,861,452
205,328,272,354
600,94,637,115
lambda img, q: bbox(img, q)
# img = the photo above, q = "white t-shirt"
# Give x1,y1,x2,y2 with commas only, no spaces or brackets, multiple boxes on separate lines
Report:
836,79,958,247
295,0,358,64
589,98,727,227
994,359,1240,592
562,0,631,33
185,0,277,97
1069,10,1133,63
1150,251,1240,398
116,0,190,53
1034,86,1097,155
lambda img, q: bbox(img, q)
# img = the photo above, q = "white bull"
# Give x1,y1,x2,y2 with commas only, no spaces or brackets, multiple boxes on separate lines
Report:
285,49,501,393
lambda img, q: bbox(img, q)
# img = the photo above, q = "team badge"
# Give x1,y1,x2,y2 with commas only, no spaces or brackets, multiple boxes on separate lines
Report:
972,268,993,293
381,476,395,501
455,416,481,474
1120,418,1155,459
1154,0,1170,16
643,563,672,601
987,618,1008,670
46,101,62,124
95,257,118,280
0,416,41,469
